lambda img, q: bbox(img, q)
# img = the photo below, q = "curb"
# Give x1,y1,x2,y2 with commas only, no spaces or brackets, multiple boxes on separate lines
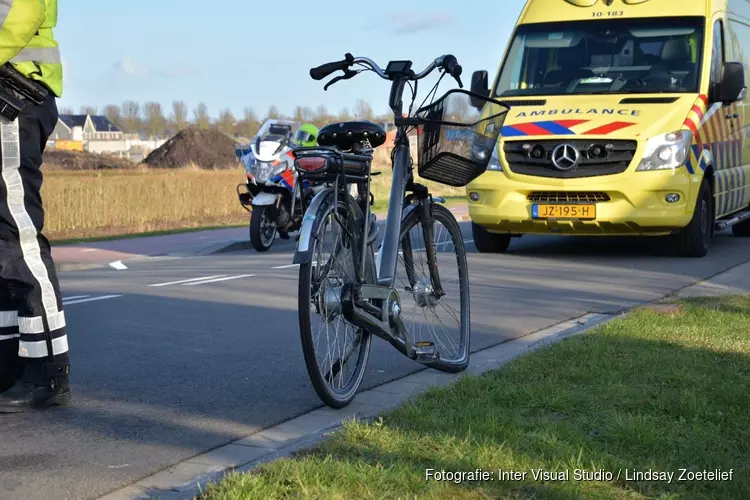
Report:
97,311,615,500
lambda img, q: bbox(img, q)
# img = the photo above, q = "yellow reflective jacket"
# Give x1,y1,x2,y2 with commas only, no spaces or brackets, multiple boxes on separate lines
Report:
0,0,62,97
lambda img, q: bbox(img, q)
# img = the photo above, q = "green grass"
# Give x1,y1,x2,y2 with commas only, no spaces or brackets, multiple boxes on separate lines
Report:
201,296,750,499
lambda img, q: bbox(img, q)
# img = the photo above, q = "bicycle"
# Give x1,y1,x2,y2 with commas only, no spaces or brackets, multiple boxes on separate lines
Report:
290,53,509,408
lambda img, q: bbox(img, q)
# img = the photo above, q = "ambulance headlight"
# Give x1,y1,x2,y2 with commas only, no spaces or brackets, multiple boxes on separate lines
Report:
487,145,503,171
636,130,693,171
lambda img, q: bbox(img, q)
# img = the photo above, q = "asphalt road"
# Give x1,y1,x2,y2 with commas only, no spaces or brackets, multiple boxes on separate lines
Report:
3,223,750,500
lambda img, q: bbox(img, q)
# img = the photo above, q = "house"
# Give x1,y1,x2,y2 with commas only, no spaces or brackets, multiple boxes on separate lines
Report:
50,114,167,158
52,114,123,142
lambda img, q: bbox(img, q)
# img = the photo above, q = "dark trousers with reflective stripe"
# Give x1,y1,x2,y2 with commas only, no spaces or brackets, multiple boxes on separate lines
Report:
0,92,68,386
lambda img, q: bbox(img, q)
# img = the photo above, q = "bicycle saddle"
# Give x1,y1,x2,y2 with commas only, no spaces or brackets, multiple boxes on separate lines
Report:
317,121,387,150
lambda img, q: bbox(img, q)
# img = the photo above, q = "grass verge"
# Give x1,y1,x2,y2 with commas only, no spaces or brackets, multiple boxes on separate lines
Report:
201,296,750,499
42,159,466,242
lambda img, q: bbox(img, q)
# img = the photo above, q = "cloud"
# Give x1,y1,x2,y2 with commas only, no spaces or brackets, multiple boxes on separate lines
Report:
114,56,149,77
113,56,192,78
384,12,455,35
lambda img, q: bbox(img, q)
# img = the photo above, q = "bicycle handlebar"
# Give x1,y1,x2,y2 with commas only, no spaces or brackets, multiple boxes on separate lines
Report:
309,53,355,80
309,53,463,87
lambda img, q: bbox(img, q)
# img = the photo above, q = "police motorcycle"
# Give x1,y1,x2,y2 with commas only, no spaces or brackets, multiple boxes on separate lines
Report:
236,120,323,252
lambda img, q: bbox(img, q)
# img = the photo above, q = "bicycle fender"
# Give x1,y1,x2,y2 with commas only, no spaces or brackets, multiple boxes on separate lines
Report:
293,187,335,265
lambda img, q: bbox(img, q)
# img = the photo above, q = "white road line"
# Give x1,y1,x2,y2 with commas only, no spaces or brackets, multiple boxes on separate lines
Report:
272,264,299,269
63,295,90,301
148,275,227,287
63,295,123,305
182,274,255,286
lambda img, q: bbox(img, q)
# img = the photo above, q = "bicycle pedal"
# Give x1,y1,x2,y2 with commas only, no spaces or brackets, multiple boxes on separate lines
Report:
413,341,439,363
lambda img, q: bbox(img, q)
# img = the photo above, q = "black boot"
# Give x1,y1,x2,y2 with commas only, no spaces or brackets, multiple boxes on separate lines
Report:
0,337,22,393
0,356,72,413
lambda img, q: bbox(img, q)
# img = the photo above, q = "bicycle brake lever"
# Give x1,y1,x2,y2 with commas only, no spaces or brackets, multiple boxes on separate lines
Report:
324,69,357,91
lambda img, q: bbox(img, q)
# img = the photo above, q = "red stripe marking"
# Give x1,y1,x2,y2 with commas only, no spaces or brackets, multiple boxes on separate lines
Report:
581,121,635,135
691,104,704,120
698,94,708,106
554,119,589,128
512,123,554,135
694,120,705,148
281,169,295,186
684,117,698,137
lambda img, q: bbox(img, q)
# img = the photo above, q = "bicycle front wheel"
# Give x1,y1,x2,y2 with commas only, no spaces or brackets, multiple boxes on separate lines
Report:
298,192,375,408
397,203,470,372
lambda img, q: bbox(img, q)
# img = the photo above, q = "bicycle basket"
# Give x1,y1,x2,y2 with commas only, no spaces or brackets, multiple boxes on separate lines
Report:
415,88,509,187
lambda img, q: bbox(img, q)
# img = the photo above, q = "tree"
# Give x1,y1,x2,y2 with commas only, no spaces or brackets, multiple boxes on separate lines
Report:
354,99,373,120
59,107,74,115
267,105,280,120
293,106,305,123
314,105,330,127
103,105,122,129
217,108,235,136
241,108,260,138
79,105,97,115
172,100,188,131
303,107,316,122
144,101,167,137
193,102,210,130
339,107,353,122
121,100,140,134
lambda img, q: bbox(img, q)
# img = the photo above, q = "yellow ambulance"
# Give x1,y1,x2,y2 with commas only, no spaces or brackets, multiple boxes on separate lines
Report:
467,0,748,257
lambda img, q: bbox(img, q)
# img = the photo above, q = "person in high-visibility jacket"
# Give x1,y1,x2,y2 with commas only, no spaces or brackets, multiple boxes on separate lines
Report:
0,0,71,412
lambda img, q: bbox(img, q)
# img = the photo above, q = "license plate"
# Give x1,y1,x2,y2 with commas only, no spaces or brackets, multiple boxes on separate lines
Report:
532,204,596,220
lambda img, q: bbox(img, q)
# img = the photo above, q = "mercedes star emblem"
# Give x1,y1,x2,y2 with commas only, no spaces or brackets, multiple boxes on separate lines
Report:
551,144,580,171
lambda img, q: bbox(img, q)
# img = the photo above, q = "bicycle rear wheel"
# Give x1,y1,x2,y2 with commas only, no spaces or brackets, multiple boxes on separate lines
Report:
397,203,470,372
298,192,375,408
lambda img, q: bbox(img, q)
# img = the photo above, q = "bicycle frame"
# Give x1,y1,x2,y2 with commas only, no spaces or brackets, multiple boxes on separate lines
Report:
293,65,448,360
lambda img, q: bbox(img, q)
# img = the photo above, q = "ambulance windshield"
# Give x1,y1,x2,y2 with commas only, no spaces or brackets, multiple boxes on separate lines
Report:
495,17,705,97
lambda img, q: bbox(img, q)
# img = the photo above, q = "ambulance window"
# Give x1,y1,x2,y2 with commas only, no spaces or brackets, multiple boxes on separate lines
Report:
711,20,724,86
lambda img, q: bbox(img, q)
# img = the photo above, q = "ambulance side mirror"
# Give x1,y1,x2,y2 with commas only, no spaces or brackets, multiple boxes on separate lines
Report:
470,71,489,110
719,62,746,103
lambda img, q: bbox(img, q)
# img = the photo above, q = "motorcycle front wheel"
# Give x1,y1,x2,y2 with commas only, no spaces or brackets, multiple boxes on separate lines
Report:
250,206,277,252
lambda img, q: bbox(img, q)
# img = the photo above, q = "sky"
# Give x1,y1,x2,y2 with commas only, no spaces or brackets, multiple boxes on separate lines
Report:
56,0,526,120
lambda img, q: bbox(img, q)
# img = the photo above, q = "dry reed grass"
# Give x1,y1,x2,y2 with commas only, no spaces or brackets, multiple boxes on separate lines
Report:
42,147,467,242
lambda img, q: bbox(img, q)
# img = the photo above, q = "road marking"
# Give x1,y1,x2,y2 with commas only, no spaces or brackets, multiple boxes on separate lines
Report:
273,264,299,269
182,274,255,286
148,275,228,287
63,295,90,301
63,295,123,305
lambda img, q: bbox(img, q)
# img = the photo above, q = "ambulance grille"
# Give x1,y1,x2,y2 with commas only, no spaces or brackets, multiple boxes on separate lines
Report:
619,97,679,104
528,192,611,203
503,139,637,178
498,99,547,107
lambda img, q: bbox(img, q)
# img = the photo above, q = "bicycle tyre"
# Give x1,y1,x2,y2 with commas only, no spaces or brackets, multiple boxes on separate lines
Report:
298,192,376,408
399,202,470,373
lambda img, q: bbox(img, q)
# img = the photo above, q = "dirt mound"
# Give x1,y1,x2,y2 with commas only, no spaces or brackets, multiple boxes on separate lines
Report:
143,128,239,169
43,149,136,170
